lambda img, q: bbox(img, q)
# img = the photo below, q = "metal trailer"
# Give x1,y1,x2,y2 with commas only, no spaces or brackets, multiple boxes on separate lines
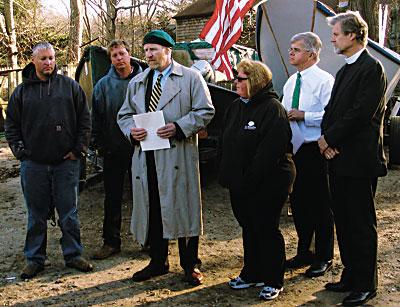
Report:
256,0,400,166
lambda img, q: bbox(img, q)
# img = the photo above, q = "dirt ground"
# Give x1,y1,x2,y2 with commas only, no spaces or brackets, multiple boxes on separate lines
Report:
0,138,399,306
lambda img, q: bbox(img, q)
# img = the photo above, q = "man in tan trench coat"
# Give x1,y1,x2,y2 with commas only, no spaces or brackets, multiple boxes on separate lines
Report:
117,30,215,286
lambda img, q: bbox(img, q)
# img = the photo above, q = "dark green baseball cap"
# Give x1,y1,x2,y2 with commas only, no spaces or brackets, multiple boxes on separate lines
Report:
143,30,175,47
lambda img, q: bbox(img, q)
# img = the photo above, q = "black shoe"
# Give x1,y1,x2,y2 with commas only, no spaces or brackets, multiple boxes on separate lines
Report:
21,263,44,279
131,263,169,282
325,281,352,292
286,253,314,269
305,260,332,277
342,290,377,306
183,268,203,286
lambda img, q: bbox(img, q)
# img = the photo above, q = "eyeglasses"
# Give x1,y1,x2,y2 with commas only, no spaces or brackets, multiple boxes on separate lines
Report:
234,76,249,82
288,47,310,54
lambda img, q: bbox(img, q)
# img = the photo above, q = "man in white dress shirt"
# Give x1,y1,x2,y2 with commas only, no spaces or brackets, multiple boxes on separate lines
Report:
282,32,335,277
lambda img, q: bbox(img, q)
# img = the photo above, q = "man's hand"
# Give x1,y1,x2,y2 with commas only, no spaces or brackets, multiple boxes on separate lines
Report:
63,151,78,160
131,127,147,141
157,123,176,139
324,147,340,160
287,109,305,121
318,135,329,154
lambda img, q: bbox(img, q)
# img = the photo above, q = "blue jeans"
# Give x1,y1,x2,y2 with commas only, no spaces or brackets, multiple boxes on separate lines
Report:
20,159,83,265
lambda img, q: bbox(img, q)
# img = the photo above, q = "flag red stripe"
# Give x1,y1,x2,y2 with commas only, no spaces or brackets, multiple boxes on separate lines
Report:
199,0,254,80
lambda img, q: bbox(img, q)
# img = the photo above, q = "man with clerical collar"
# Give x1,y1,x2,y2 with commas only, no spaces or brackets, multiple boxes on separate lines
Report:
319,11,387,306
118,30,215,286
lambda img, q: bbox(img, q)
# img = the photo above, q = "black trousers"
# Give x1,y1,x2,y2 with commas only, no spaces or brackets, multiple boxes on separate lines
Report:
146,151,200,271
329,175,378,291
102,151,132,248
290,142,334,261
229,185,289,288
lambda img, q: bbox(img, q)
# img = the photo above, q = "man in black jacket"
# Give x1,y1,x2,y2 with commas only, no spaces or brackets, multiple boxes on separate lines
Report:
5,42,93,279
318,12,387,306
91,40,141,259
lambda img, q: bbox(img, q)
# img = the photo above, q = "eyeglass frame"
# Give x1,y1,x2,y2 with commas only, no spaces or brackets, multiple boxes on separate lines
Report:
288,47,312,54
234,76,249,82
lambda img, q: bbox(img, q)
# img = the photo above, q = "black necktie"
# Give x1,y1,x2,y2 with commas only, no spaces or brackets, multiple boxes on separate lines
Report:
149,74,163,112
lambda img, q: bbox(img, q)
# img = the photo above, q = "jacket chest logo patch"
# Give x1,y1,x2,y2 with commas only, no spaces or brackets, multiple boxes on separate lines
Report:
56,125,62,132
244,121,256,130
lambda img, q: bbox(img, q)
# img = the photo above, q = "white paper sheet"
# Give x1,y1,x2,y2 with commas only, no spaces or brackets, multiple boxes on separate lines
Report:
132,111,171,151
290,121,305,155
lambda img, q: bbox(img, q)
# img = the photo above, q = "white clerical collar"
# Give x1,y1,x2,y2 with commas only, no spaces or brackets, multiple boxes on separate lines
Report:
345,48,365,64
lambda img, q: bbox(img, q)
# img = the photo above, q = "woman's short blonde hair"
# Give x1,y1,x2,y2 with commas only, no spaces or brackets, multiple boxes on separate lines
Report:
236,59,273,98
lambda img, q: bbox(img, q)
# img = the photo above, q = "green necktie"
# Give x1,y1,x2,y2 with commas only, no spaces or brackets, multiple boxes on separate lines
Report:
291,72,301,109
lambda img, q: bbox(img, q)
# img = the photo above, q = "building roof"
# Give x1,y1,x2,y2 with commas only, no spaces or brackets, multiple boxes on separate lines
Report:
173,0,215,20
173,0,339,20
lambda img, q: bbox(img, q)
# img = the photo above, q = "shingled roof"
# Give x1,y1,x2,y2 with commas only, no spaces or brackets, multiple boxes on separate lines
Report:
173,0,339,20
173,0,215,20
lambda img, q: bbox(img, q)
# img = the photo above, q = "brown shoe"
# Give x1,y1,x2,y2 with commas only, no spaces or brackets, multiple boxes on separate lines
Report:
184,268,203,286
21,262,44,279
92,244,121,260
66,257,93,272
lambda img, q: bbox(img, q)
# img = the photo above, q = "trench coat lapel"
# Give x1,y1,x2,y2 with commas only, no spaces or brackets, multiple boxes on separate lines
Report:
158,79,180,110
157,61,182,110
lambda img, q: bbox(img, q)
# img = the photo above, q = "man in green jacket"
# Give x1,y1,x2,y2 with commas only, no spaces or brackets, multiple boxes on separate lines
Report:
91,40,141,260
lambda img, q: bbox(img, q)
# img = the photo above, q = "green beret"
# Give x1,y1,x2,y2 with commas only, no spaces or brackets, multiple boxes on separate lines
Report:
143,30,175,47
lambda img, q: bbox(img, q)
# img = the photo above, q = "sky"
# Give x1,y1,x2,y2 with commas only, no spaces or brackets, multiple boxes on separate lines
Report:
41,0,135,17
42,0,70,16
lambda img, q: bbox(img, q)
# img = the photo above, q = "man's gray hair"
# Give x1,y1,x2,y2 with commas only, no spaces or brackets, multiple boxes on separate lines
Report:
291,32,322,56
327,11,368,46
32,42,55,57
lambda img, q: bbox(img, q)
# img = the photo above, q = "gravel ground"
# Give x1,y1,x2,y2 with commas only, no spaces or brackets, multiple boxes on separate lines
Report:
0,139,399,306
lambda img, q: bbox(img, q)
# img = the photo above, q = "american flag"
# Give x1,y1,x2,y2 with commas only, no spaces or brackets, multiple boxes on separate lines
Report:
199,0,254,79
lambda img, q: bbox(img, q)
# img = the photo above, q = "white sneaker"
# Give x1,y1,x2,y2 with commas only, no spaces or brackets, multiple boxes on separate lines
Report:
259,286,283,300
228,276,265,289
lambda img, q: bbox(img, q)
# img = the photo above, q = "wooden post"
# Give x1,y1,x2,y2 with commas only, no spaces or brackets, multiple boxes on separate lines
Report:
7,71,17,100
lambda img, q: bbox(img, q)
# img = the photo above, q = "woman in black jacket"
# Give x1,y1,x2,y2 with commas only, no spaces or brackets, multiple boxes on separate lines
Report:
219,59,295,301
